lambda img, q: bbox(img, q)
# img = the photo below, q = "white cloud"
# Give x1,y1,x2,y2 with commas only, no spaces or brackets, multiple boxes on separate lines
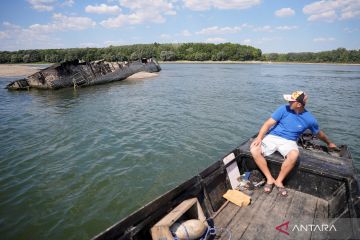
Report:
183,0,261,11
303,1,336,15
85,4,121,14
79,42,100,48
180,30,192,36
160,33,172,39
120,0,176,15
275,8,295,17
242,39,252,44
255,37,282,45
303,0,360,22
29,13,96,32
276,25,298,31
27,0,56,11
101,0,176,28
205,37,226,43
195,24,295,35
101,13,165,28
340,9,360,20
196,26,242,35
61,0,74,7
313,37,335,42
254,25,273,32
27,0,74,11
0,14,96,50
344,27,358,33
104,40,124,46
1,23,58,50
308,10,337,22
0,31,9,39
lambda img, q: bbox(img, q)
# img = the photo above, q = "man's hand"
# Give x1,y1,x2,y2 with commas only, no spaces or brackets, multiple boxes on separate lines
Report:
328,142,337,149
251,137,262,148
317,131,338,150
251,118,277,149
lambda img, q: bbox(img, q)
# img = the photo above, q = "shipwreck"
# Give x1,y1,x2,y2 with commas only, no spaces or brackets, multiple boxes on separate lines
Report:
6,58,161,90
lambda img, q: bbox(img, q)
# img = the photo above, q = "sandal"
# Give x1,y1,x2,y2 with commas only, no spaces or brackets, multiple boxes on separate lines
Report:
263,183,274,193
277,186,288,197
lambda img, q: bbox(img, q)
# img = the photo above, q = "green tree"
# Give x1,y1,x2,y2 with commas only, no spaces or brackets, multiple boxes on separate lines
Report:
160,51,176,61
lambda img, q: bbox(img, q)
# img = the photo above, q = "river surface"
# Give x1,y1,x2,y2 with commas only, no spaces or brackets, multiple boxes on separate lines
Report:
0,63,359,239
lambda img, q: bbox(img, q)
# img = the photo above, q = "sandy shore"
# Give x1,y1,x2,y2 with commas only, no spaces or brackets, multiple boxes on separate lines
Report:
0,64,44,77
125,71,159,80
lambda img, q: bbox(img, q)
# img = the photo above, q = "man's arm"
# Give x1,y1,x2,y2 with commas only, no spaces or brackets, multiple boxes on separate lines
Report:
317,130,337,149
251,118,277,148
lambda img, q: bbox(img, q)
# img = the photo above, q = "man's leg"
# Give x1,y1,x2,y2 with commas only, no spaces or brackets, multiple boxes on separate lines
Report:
275,150,299,187
250,145,275,185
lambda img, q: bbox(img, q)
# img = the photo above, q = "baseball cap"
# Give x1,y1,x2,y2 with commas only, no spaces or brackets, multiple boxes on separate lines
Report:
283,91,307,106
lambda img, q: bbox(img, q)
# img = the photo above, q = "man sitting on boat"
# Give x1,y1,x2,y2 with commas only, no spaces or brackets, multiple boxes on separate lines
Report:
250,91,337,196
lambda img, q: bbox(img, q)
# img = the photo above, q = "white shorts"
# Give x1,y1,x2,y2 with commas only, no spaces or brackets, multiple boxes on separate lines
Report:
261,134,299,157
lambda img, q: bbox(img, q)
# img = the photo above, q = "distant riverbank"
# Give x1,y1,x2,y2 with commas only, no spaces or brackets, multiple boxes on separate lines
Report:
159,60,360,65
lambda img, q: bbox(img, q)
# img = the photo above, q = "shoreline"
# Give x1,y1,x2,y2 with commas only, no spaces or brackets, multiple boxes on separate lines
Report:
159,60,360,66
125,71,159,80
0,64,44,77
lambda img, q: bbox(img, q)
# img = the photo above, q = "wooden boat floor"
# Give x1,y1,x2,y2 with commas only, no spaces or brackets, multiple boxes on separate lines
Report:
213,188,329,240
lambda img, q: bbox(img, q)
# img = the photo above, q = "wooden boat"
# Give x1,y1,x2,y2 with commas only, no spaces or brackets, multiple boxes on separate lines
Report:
6,58,161,90
93,133,360,239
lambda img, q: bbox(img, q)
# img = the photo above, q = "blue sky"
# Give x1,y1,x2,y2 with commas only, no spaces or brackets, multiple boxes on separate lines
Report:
0,0,359,53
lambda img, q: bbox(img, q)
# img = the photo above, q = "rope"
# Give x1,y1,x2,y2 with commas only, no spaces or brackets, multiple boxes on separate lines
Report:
172,224,232,240
212,227,232,240
181,224,191,240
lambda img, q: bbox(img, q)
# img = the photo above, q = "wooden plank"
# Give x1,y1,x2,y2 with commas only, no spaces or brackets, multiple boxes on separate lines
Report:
211,187,332,240
239,188,295,240
219,188,267,239
154,198,197,226
311,198,329,240
213,201,240,229
212,189,263,239
275,191,318,240
150,226,174,240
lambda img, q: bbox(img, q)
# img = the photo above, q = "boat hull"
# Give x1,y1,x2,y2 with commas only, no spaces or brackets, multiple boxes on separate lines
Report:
93,136,360,240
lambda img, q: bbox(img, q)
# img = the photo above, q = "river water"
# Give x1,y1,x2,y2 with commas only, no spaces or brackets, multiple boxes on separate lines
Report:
0,63,359,239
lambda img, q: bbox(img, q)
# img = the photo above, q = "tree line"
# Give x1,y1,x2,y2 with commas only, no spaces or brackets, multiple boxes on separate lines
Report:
0,43,359,64
0,43,261,63
262,48,360,64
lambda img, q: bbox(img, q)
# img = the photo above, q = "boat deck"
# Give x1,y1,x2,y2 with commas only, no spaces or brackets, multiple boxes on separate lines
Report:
213,188,329,240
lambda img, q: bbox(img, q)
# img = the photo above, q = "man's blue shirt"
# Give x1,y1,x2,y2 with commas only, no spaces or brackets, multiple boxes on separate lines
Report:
268,105,319,141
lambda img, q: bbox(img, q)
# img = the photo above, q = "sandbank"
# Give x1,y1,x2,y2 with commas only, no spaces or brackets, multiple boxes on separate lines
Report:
125,71,159,80
0,64,43,77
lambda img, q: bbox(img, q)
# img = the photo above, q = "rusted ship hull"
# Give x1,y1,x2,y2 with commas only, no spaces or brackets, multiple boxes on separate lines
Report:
6,59,161,90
